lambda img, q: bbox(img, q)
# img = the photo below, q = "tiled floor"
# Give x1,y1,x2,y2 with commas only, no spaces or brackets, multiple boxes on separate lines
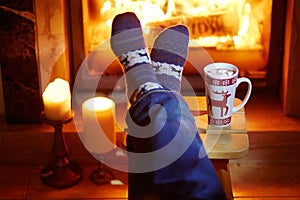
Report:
1,136,300,200
0,165,31,199
1,92,300,199
229,91,300,199
230,131,300,199
0,165,128,200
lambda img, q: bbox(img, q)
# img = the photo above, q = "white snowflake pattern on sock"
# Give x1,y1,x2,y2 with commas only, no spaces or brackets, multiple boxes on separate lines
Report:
152,61,183,80
119,48,151,68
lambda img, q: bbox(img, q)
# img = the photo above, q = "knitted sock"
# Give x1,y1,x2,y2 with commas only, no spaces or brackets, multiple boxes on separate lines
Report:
150,25,189,92
110,12,162,102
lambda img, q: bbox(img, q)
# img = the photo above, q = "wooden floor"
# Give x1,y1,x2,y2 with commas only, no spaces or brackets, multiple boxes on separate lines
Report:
1,91,300,199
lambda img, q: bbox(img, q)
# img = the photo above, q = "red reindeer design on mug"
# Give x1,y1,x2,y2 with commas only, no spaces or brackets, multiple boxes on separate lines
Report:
207,90,231,118
204,63,252,127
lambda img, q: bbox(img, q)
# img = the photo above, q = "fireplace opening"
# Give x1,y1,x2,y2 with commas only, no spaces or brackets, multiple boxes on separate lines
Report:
67,0,285,93
84,0,270,53
0,0,289,124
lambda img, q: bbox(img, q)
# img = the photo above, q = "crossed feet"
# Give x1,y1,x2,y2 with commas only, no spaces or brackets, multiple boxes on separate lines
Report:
110,12,189,103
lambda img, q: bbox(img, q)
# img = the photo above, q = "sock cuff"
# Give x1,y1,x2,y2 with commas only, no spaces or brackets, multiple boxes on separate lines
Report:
130,82,164,104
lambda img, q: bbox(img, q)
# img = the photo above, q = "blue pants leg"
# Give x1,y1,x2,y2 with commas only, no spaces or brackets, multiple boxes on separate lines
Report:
126,90,226,200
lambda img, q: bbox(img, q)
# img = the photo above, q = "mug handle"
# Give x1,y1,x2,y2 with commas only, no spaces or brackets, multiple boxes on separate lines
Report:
232,77,252,113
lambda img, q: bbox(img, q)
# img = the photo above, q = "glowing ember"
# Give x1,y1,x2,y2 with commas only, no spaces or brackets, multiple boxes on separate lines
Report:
83,0,272,52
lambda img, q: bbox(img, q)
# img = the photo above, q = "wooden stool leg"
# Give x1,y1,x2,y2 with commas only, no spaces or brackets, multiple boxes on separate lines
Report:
212,159,233,200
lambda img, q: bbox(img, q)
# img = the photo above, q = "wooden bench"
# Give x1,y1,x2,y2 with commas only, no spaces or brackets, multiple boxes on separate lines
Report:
184,96,249,199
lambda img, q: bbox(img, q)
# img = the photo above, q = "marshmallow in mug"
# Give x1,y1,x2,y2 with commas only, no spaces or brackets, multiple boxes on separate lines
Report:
206,68,236,78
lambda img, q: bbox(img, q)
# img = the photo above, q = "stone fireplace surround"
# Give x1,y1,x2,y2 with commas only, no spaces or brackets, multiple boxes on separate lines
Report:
0,0,69,123
0,0,300,124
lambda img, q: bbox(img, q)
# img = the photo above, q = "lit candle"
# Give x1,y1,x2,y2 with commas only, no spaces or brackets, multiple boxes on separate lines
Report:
42,78,71,121
81,97,116,154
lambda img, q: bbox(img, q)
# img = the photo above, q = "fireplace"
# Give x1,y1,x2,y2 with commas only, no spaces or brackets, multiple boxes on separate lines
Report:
67,0,284,93
3,0,300,124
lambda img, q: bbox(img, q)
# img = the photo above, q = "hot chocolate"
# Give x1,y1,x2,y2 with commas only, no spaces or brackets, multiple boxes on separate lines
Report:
204,62,252,127
206,68,236,78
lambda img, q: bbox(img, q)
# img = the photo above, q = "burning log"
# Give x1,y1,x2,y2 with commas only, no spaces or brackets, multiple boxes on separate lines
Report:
145,12,239,39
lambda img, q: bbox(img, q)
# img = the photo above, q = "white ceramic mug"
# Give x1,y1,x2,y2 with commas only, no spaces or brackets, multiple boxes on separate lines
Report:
204,63,252,127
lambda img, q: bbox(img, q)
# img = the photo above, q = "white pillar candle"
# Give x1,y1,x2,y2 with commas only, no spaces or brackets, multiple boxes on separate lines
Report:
81,97,116,154
42,78,71,121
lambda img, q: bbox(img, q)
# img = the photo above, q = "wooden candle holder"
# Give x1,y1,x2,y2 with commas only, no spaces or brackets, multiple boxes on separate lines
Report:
40,111,82,188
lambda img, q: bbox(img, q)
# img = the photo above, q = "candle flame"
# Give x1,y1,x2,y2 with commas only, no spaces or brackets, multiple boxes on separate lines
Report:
43,78,70,102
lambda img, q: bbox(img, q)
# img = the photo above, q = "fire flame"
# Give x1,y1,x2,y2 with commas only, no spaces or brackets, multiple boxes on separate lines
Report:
84,0,272,52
